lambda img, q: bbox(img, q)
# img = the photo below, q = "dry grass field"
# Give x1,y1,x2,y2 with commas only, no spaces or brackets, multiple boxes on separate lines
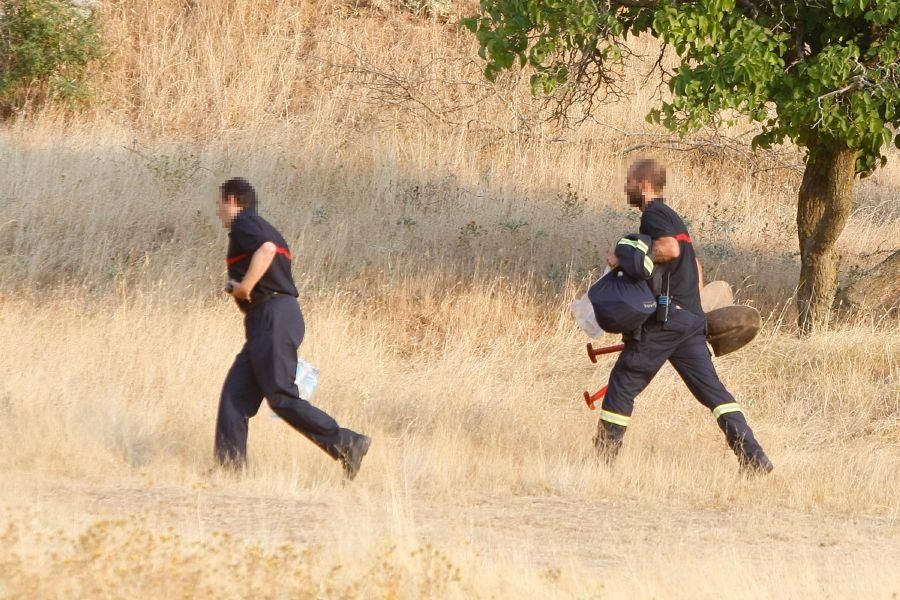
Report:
0,1,898,597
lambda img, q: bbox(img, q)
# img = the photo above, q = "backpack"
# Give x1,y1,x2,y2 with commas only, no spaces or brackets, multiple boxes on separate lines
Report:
587,269,657,334
571,234,656,337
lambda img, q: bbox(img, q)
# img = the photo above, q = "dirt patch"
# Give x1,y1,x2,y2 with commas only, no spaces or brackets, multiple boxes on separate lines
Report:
6,473,899,573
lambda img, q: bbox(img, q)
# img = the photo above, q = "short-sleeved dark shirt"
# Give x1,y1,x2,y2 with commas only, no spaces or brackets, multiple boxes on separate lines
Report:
227,208,298,309
639,198,703,316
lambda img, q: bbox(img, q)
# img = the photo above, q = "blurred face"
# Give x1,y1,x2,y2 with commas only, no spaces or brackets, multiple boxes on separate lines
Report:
217,194,241,229
624,168,647,209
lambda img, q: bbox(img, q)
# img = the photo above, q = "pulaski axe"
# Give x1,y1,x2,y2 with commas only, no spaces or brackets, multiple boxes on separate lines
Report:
582,342,623,410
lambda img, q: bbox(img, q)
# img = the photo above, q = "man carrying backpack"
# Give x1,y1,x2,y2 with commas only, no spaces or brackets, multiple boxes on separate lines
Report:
596,159,773,474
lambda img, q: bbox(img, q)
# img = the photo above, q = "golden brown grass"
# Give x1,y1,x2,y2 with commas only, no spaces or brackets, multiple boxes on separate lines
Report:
0,0,898,597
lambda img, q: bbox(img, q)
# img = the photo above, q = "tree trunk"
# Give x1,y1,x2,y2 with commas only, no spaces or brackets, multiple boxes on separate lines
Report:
796,141,857,333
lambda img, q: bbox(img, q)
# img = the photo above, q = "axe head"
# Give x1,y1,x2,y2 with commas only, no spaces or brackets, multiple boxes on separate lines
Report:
706,305,761,356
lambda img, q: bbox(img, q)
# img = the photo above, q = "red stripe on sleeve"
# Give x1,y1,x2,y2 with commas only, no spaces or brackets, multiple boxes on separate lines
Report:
226,246,292,266
226,253,252,266
675,233,693,243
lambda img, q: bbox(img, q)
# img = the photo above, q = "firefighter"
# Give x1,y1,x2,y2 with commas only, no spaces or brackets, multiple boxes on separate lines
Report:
597,159,773,473
214,177,371,479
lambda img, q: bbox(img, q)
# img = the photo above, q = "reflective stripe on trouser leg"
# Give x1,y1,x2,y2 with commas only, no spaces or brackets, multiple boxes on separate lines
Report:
594,336,674,460
599,409,631,427
667,329,772,469
712,402,742,419
595,402,629,460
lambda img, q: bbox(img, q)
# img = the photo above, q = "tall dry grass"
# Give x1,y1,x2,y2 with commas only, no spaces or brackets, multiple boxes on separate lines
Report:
0,0,898,597
1,290,898,505
2,0,897,307
0,291,898,597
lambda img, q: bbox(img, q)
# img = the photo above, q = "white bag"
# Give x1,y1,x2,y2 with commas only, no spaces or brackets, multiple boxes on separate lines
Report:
571,266,610,338
295,358,320,400
571,295,604,338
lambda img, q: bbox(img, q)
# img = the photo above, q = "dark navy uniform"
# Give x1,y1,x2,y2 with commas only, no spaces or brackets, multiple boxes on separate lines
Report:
596,199,772,472
215,209,357,466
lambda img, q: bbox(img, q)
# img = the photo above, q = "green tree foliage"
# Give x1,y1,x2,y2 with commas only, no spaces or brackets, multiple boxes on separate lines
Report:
463,0,899,330
463,0,899,173
0,0,102,116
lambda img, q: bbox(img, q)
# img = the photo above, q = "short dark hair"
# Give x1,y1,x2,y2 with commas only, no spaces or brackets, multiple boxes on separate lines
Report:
629,159,666,192
220,177,257,210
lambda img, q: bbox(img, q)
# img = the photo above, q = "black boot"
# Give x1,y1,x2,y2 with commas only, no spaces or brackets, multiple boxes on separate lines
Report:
718,413,773,475
338,430,371,481
593,420,626,464
738,448,774,475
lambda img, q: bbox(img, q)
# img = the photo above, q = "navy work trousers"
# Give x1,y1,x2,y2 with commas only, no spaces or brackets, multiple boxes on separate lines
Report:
214,294,351,466
596,307,770,468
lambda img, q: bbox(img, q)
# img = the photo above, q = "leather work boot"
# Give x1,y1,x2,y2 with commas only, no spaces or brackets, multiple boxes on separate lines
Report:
339,432,372,481
593,420,625,465
739,451,774,476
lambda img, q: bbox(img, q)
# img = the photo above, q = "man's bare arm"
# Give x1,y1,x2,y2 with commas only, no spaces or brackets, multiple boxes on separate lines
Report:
696,258,704,288
229,241,277,300
652,236,681,263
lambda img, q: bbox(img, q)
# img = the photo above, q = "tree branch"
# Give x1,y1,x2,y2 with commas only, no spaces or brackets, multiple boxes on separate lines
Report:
606,0,660,8
817,75,873,102
786,18,805,72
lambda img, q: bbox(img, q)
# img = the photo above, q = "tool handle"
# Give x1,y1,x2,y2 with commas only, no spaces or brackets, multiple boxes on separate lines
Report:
586,343,625,363
583,385,608,410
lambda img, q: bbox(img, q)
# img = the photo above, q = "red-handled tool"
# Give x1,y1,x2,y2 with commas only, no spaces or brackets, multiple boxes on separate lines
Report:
586,342,625,363
581,343,624,410
583,385,608,410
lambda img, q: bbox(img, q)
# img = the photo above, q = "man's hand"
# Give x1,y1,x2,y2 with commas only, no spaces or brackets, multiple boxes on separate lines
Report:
227,279,252,301
606,252,620,268
227,242,277,302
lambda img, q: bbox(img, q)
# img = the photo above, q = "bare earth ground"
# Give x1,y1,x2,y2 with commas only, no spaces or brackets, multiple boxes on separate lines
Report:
5,471,900,583
17,476,900,565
